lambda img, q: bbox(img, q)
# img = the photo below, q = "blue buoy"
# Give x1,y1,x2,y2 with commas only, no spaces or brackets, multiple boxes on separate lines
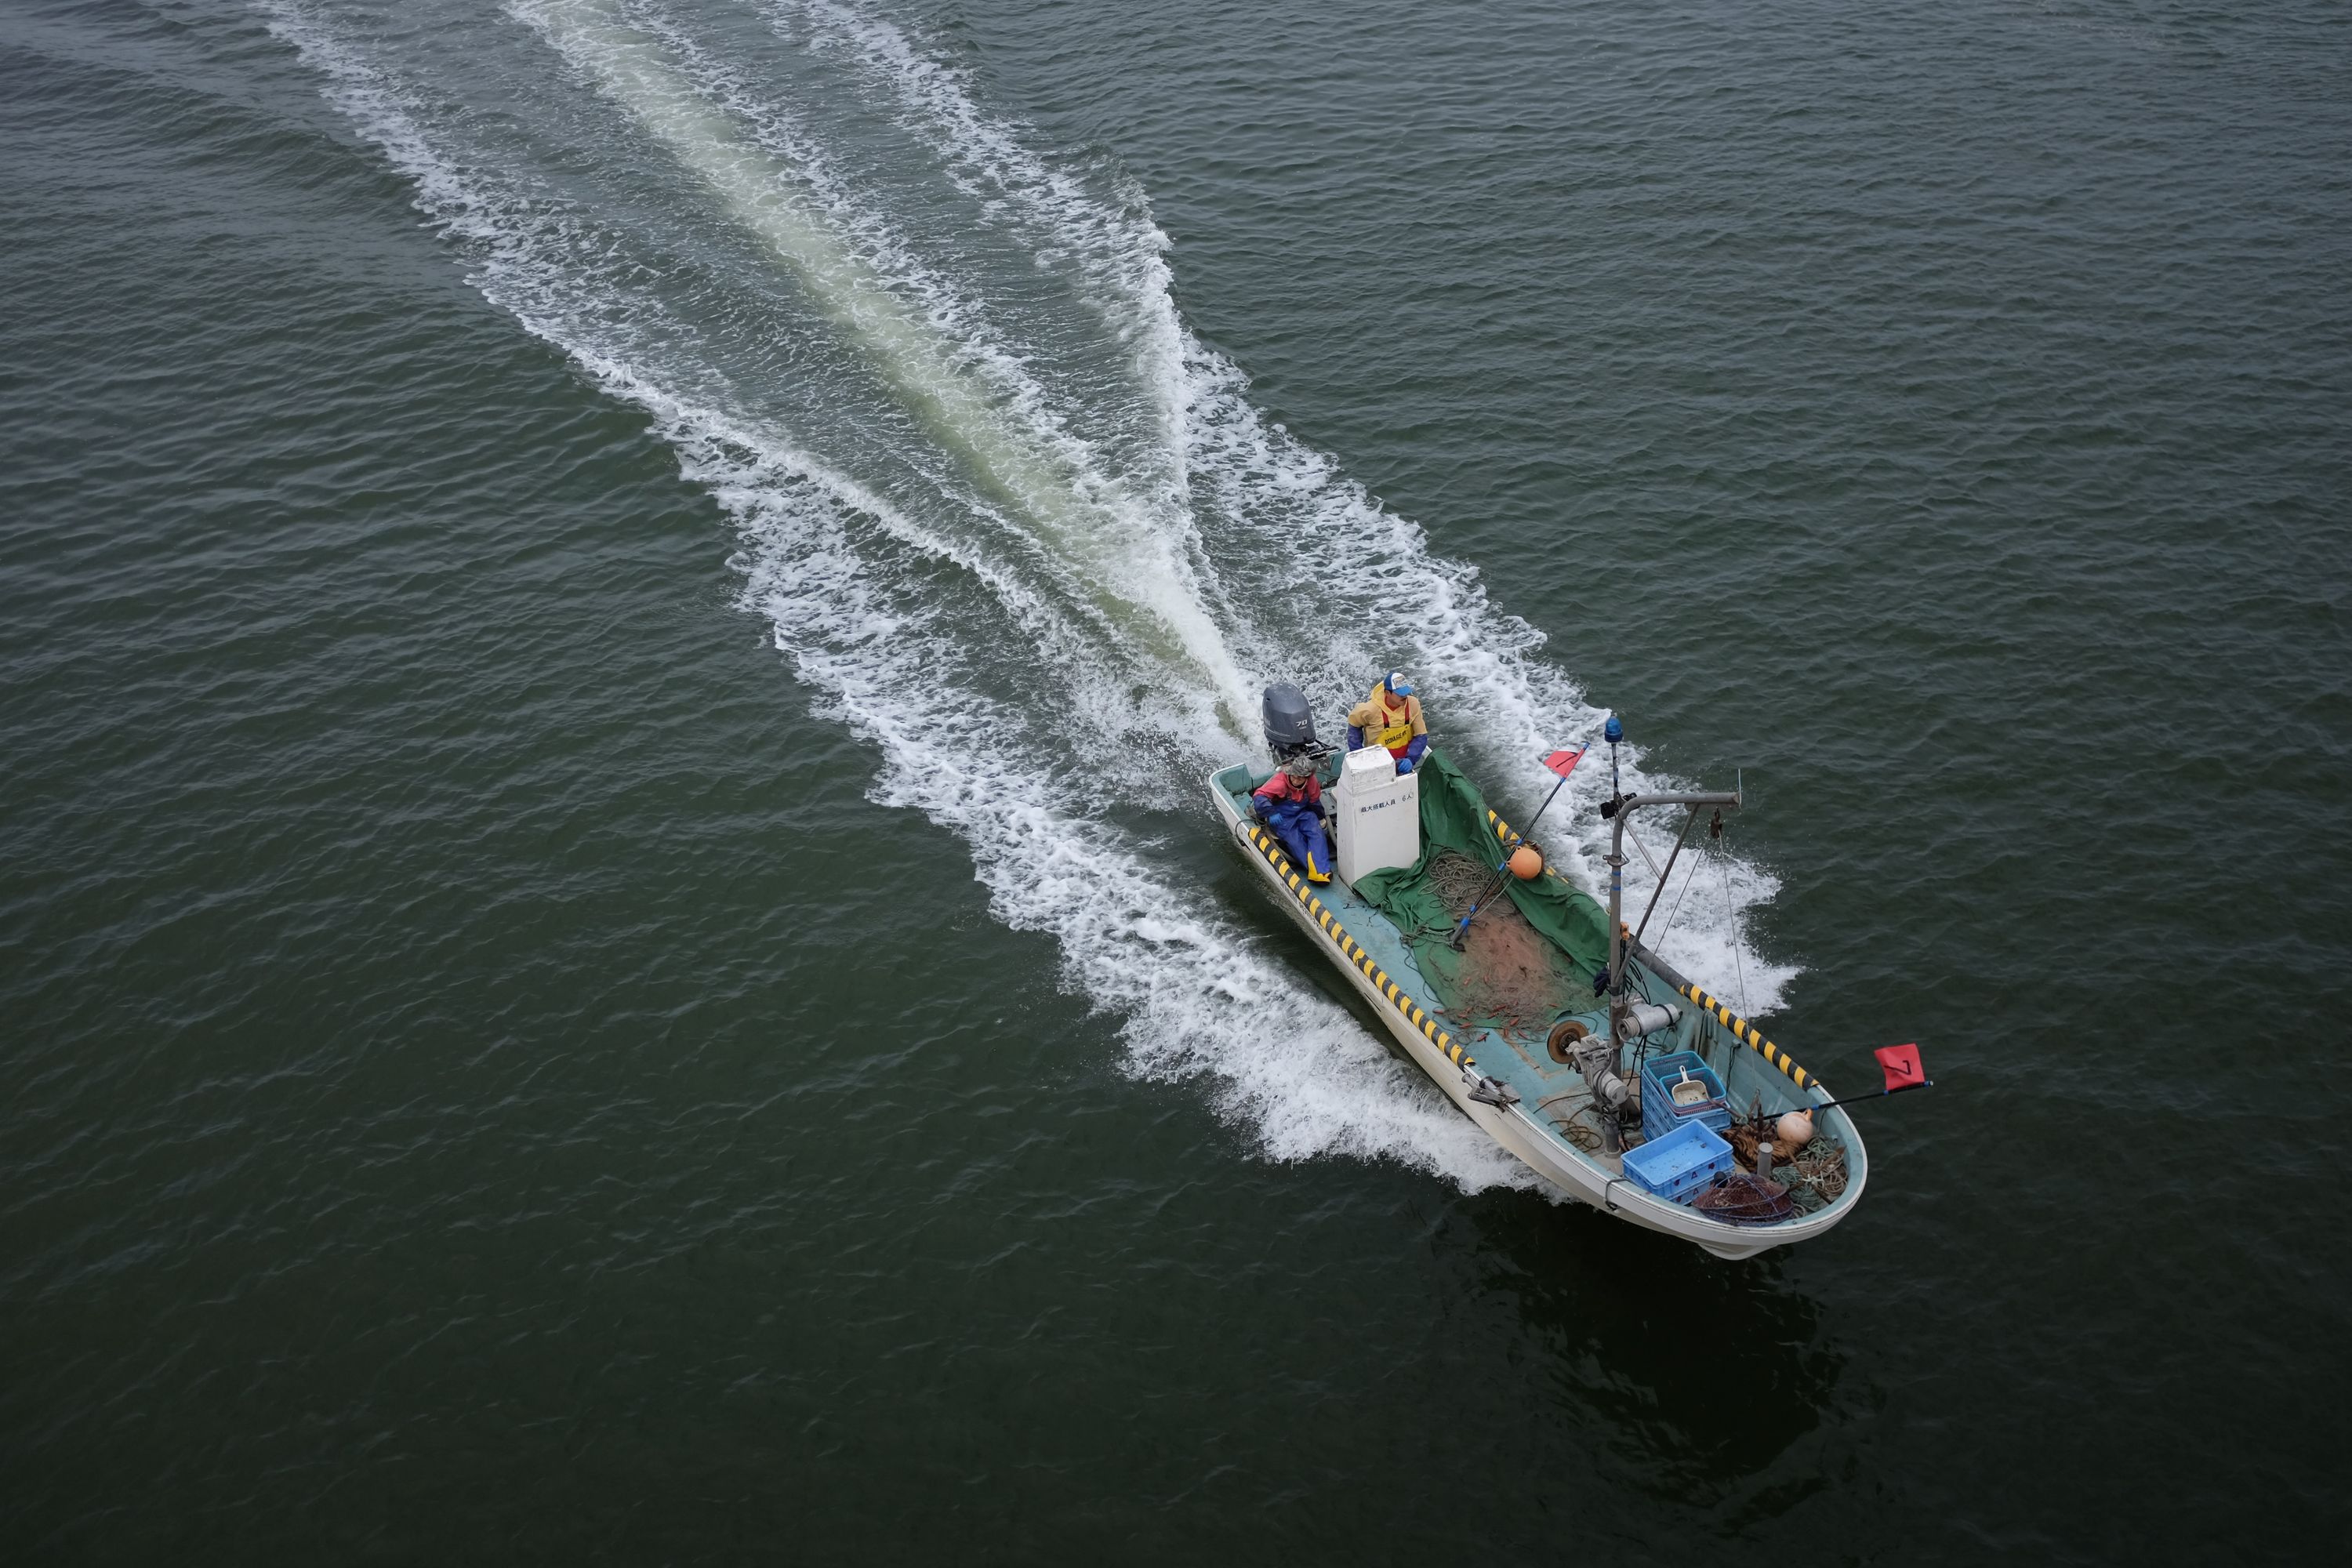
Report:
1604,714,1624,743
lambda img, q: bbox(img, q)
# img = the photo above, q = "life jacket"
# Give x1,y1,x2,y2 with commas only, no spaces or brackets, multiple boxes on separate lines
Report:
1352,684,1424,756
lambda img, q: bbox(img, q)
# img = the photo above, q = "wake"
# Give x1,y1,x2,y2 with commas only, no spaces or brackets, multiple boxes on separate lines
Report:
263,0,1790,1194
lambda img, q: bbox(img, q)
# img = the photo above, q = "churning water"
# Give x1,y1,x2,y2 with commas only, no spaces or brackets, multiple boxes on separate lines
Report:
262,0,1788,1185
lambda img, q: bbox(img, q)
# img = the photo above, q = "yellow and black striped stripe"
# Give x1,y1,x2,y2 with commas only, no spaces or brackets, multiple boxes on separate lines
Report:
1671,981,1820,1093
1240,823,1473,1069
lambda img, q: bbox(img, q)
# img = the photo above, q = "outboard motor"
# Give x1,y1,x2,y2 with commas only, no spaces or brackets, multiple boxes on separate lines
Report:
1261,682,1320,764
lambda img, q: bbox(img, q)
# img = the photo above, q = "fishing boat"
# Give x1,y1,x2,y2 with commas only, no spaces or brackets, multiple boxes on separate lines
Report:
1209,685,1867,1258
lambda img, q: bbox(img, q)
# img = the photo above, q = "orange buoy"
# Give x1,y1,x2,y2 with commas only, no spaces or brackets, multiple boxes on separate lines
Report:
1508,844,1544,880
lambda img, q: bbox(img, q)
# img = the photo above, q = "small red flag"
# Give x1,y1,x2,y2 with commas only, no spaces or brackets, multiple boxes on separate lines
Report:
1875,1044,1925,1092
1543,747,1585,779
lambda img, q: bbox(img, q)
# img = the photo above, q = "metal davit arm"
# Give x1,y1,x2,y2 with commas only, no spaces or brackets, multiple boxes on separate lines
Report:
1594,757,1828,1098
1604,789,1742,1055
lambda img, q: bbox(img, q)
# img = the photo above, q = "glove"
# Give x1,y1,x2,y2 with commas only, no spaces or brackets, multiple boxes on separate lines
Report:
1395,756,1414,775
1252,795,1275,822
1403,735,1429,767
1346,725,1365,751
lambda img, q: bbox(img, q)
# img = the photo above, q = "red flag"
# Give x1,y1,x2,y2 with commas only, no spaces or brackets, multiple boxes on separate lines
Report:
1875,1044,1925,1092
1543,747,1585,779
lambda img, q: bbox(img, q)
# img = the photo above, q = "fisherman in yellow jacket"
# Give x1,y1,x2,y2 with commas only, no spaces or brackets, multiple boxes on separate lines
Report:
1347,670,1430,775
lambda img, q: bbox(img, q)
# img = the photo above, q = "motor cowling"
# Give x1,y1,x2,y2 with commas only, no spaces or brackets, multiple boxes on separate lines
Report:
1261,682,1319,761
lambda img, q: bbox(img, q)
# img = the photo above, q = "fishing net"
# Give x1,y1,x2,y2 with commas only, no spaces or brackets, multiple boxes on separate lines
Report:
1691,1172,1797,1225
1791,1140,1849,1203
1410,851,1588,1031
1723,1116,1849,1210
1722,1118,1771,1170
1352,751,1616,1033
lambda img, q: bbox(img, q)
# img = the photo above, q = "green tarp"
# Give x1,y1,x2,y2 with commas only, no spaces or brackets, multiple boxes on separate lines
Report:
1352,750,1617,1030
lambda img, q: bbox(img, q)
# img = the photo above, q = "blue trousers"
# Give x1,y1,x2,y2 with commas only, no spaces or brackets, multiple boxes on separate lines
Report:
1269,809,1334,883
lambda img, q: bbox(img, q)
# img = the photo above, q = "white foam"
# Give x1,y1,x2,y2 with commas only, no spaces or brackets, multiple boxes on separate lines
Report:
262,0,1530,1191
711,444,1530,1191
793,0,1187,392
513,0,1261,753
802,0,1796,1012
263,0,1792,1200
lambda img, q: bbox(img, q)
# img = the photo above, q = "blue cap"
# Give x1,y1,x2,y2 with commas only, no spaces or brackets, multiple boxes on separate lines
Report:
1385,670,1414,699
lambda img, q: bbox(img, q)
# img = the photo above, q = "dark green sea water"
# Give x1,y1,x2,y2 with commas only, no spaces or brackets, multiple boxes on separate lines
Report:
4,0,2348,1558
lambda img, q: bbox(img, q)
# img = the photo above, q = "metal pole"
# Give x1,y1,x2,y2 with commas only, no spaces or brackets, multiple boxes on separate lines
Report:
1602,790,1744,1054
1792,1082,1934,1118
1628,804,1700,953
1607,810,1627,1054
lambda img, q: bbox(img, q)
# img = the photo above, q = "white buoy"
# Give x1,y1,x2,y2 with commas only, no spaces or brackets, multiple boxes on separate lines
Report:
1776,1110,1817,1148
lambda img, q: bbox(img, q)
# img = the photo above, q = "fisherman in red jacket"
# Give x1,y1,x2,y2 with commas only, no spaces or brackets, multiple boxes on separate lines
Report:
1252,753,1333,884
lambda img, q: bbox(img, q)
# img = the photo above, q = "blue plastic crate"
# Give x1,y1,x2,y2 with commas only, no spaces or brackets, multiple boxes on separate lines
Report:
1642,1081,1730,1142
1640,1051,1730,1142
1621,1120,1737,1204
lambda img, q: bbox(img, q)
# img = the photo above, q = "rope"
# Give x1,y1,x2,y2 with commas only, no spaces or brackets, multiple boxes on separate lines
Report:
1534,1091,1605,1152
1717,844,1751,1016
1652,841,1707,957
1626,817,1665,880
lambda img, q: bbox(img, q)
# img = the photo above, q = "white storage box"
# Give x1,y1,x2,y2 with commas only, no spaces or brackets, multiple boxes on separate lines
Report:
1334,746,1421,884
